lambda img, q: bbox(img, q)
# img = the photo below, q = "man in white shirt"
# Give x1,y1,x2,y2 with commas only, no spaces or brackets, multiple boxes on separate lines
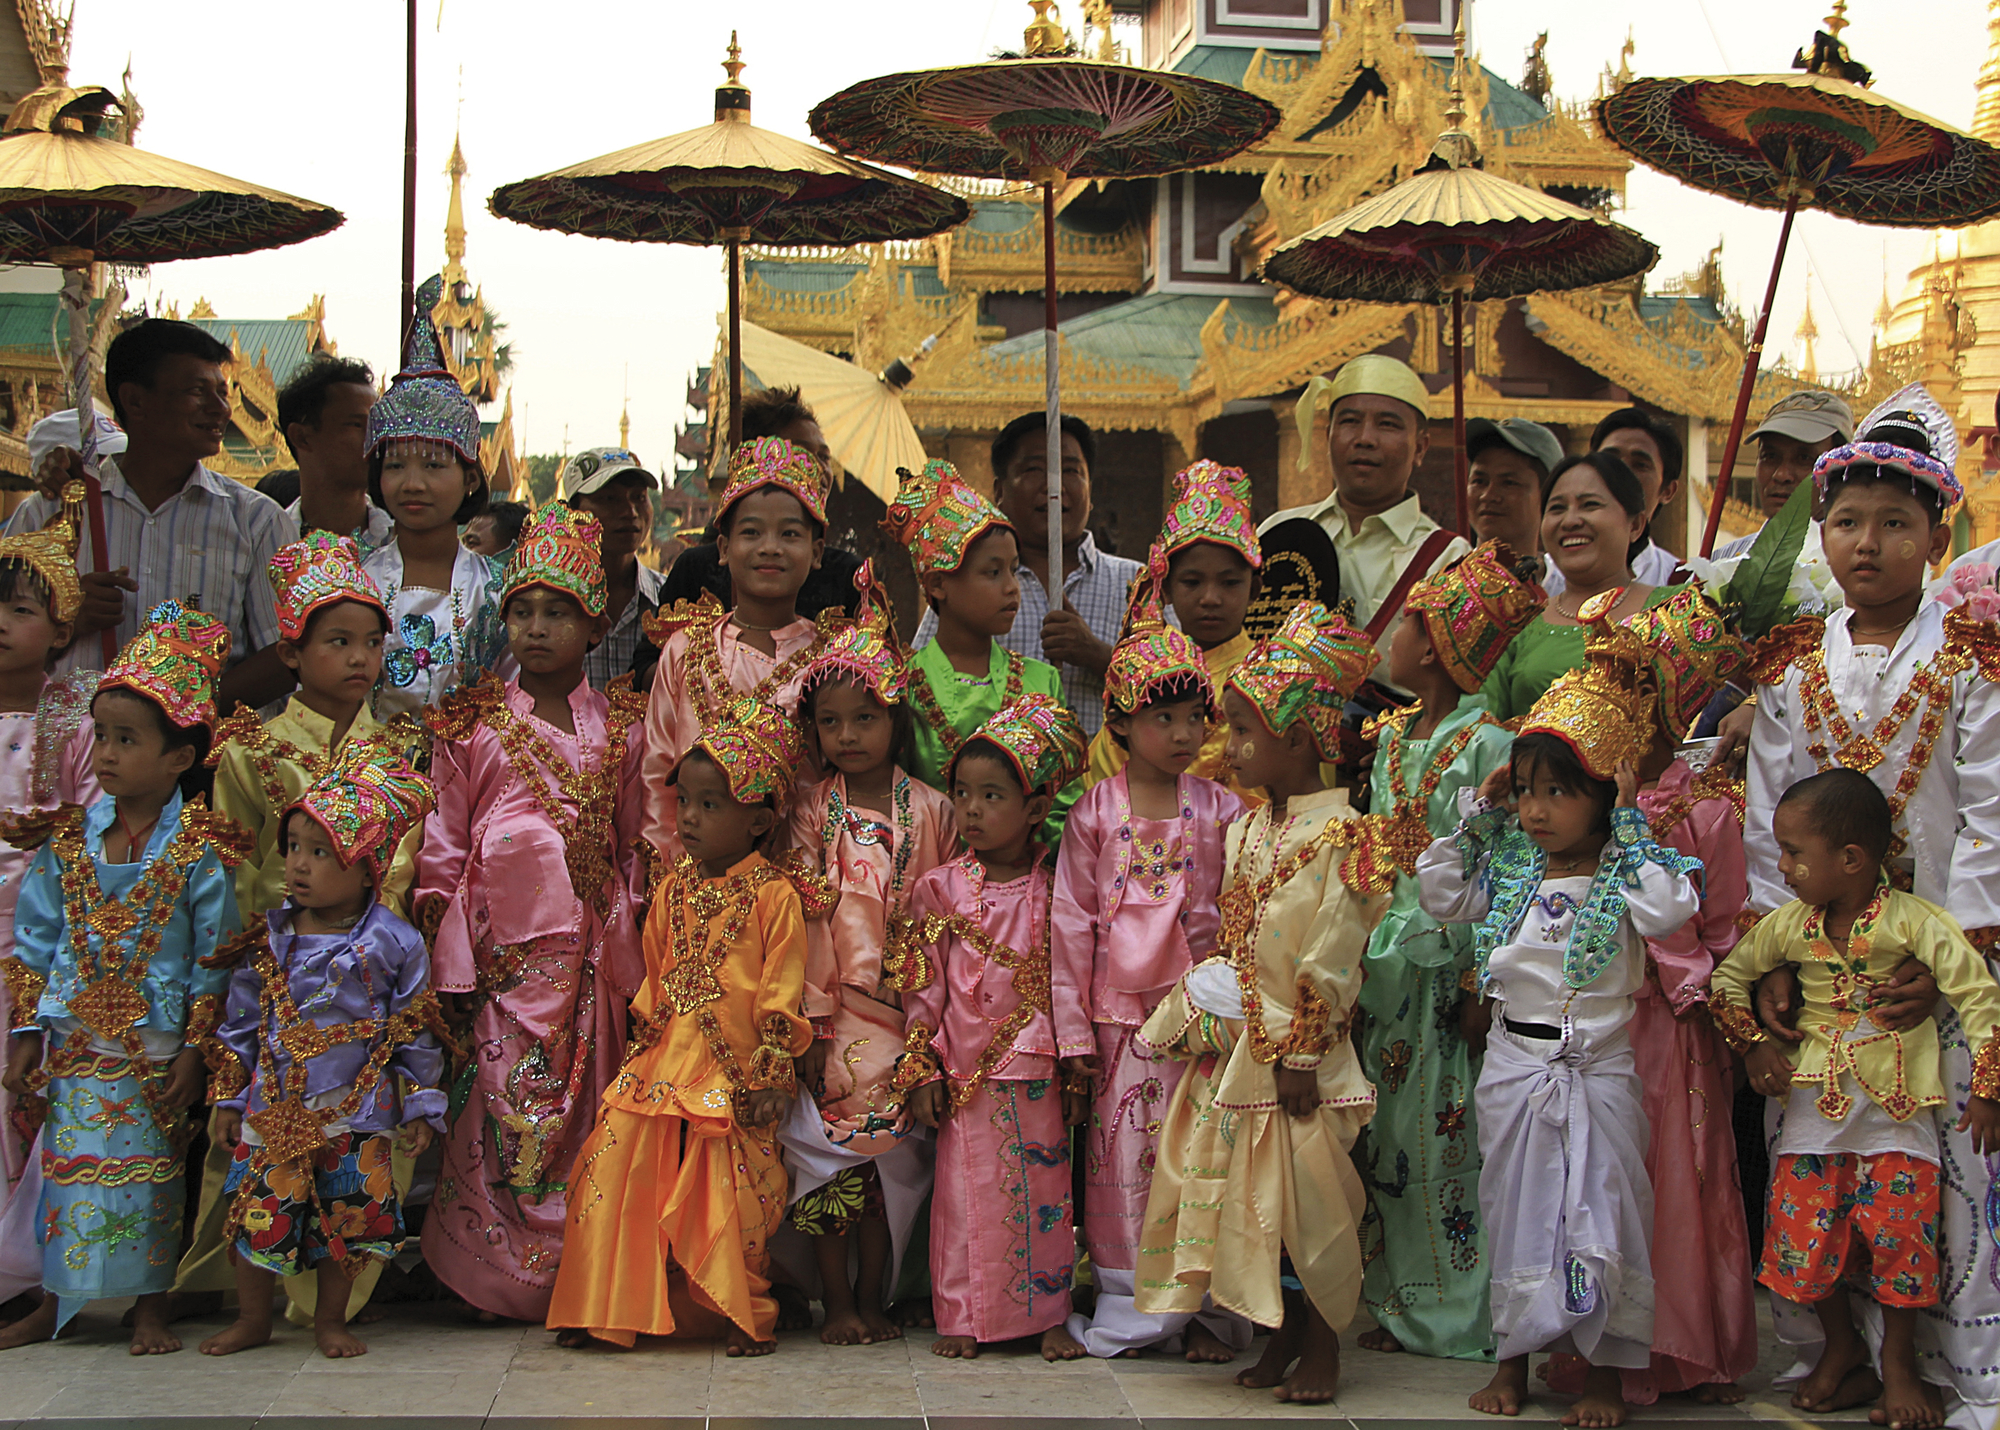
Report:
1545,406,1686,595
9,320,298,708
1260,354,1468,695
559,445,665,691
278,354,393,555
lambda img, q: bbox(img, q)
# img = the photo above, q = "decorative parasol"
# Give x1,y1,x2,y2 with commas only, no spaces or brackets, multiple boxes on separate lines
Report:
1262,27,1656,535
0,82,343,662
735,320,928,504
490,35,967,463
809,0,1279,602
1596,6,2000,556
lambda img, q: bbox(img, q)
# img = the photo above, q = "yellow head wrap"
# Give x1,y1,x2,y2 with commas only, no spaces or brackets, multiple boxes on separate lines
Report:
1294,354,1431,472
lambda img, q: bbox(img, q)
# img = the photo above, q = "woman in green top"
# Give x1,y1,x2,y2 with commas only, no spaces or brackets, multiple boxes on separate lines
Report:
1482,450,1680,721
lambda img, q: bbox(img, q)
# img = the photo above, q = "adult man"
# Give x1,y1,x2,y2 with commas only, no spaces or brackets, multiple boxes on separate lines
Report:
277,354,391,554
9,320,297,709
912,412,1141,735
1260,354,1469,694
1553,406,1683,594
1465,416,1562,559
560,445,666,690
1713,390,1853,560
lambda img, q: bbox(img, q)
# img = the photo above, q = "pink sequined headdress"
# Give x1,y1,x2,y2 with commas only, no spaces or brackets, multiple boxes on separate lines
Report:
99,600,231,731
1226,600,1376,761
1103,620,1217,720
718,436,831,528
803,559,907,705
686,695,807,804
269,532,388,643
503,502,608,617
954,692,1086,796
881,458,1013,579
286,736,434,879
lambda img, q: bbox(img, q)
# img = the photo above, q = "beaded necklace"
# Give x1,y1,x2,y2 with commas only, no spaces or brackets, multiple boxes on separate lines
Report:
682,603,826,728
911,648,1025,764
823,772,917,897
1377,705,1497,874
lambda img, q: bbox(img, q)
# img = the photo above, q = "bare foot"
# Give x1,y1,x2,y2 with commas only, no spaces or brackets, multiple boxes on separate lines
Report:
315,1322,368,1359
1690,1381,1746,1405
1358,1326,1405,1353
1236,1317,1302,1388
554,1327,607,1349
1872,1367,1945,1429
198,1316,272,1356
1042,1323,1088,1362
820,1306,872,1346
889,1296,935,1328
122,1289,223,1328
129,1299,183,1355
1472,1357,1531,1416
0,1296,56,1351
931,1334,979,1359
771,1285,813,1334
726,1323,776,1357
350,1302,389,1326
1274,1322,1340,1404
857,1306,902,1343
1184,1321,1236,1364
1562,1366,1629,1428
1796,1337,1880,1412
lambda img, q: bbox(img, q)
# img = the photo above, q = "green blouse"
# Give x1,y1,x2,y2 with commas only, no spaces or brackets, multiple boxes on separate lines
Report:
907,638,1077,846
1479,584,1682,723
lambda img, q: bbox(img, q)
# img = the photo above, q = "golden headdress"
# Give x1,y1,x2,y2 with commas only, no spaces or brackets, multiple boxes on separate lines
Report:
268,532,388,643
1616,581,1748,740
685,695,806,804
1103,620,1217,721
1225,600,1377,761
99,600,231,732
1404,540,1546,693
286,736,434,879
881,458,1012,580
503,502,608,617
955,692,1086,795
1518,589,1657,780
0,491,82,625
718,435,831,527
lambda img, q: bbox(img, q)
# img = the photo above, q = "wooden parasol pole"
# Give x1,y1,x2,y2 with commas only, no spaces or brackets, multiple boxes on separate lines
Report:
1041,178,1062,607
55,254,115,665
1699,190,1802,558
401,0,418,336
728,235,744,452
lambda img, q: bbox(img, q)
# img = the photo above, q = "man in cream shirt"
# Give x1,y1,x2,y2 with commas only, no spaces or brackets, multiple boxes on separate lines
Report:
1260,354,1468,696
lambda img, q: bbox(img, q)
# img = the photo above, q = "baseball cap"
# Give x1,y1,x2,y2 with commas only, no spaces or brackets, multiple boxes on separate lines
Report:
1465,417,1563,477
28,406,127,470
558,446,658,500
1749,390,1853,447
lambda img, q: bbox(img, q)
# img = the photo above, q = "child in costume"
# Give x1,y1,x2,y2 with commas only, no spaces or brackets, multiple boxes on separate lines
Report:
0,507,97,1279
1083,459,1263,803
1542,586,1758,1406
886,460,1072,839
1742,386,2000,1425
0,604,243,1354
414,504,649,1323
548,697,826,1355
640,437,835,860
897,693,1091,1361
1417,627,1703,1427
179,532,423,1318
360,275,512,719
780,562,957,1346
1355,542,1540,1361
198,739,445,1360
1713,769,2000,1430
1133,602,1391,1406
1053,620,1247,1360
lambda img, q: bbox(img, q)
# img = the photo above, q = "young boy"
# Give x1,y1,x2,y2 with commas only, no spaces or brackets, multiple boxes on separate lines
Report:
198,739,445,1361
416,503,649,1323
898,692,1093,1362
1134,601,1392,1405
0,603,244,1354
1084,459,1262,797
885,460,1071,835
548,695,829,1356
1355,541,1540,1360
1713,769,2000,1430
640,436,834,861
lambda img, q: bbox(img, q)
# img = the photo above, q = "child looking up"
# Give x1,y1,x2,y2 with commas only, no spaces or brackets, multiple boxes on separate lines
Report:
1419,625,1702,1429
549,697,828,1356
1134,602,1390,1406
415,504,649,1324
885,461,1071,837
1714,770,2000,1430
1054,621,1246,1360
0,604,243,1354
197,740,445,1361
1084,460,1263,799
359,275,512,719
640,437,833,860
1355,542,1541,1361
781,563,957,1347
897,694,1091,1362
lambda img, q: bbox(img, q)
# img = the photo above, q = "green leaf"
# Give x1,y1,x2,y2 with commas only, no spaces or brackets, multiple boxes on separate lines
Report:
1723,480,1813,641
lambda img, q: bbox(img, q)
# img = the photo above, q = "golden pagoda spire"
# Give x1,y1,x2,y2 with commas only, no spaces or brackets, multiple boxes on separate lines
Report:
444,129,469,288
1875,245,1894,331
619,397,631,450
1976,0,2000,143
1796,274,1820,383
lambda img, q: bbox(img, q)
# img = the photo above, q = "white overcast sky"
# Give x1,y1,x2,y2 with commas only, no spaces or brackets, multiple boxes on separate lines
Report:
60,1,1990,464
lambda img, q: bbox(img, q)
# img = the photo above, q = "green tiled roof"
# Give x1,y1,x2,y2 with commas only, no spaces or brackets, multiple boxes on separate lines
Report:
985,291,1276,388
1639,294,1724,326
192,318,321,383
0,292,107,358
746,261,861,295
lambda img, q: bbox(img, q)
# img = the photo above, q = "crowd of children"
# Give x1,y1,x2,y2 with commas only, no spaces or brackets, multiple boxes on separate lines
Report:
0,329,1996,1430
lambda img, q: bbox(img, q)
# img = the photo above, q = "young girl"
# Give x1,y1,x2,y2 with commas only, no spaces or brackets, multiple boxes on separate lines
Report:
1356,542,1539,1361
360,275,512,719
0,509,96,1293
898,693,1091,1362
414,504,648,1323
0,603,243,1354
548,696,826,1356
198,739,444,1361
1053,620,1246,1360
640,436,834,860
781,563,957,1346
1418,621,1702,1429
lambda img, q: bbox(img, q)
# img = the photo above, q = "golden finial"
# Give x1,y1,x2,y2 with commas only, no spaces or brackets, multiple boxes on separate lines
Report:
716,31,751,121
1429,9,1480,170
1824,1,1849,40
1446,10,1468,131
1025,0,1067,57
722,31,746,88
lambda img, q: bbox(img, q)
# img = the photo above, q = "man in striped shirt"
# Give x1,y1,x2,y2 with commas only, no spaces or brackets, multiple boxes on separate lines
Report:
8,320,298,709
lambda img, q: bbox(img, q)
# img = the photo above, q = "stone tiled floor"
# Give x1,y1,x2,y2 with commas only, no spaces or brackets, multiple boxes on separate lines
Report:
0,1295,1875,1428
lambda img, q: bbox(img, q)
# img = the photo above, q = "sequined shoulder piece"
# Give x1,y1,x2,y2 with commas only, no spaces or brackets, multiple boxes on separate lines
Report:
205,705,269,767
177,798,256,868
1939,605,2000,684
605,671,649,724
773,846,840,920
423,674,504,743
1360,704,1416,745
1750,615,1826,686
199,923,268,972
640,591,725,646
0,801,82,851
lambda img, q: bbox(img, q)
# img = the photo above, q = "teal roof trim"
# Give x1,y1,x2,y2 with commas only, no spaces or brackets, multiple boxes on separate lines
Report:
984,290,1276,388
1169,47,1549,135
0,292,108,358
192,318,320,384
